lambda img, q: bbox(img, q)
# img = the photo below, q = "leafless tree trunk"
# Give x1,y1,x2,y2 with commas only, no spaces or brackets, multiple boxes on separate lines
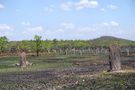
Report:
47,49,51,54
19,50,27,68
126,48,130,56
65,49,68,55
79,50,82,56
72,48,76,54
108,44,121,71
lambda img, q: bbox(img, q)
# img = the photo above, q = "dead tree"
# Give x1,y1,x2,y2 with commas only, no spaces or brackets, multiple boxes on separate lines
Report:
108,44,121,71
19,50,27,68
65,49,68,55
126,48,130,56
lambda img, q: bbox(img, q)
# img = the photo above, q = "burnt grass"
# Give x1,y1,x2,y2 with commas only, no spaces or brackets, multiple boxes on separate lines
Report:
0,55,135,90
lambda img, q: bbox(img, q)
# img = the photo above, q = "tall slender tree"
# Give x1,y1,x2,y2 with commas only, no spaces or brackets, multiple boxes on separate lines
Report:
0,36,8,54
34,35,42,56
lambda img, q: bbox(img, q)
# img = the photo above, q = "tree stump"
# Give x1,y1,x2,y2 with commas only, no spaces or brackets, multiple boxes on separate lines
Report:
19,50,27,68
108,44,121,71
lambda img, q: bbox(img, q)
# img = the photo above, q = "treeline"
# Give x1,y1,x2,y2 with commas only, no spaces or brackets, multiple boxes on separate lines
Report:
0,35,135,56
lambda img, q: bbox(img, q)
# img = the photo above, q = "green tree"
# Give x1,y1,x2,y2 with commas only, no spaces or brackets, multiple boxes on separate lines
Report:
0,36,8,54
34,35,42,56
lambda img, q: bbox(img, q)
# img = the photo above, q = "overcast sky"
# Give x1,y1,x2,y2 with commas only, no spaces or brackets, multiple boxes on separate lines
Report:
0,0,135,41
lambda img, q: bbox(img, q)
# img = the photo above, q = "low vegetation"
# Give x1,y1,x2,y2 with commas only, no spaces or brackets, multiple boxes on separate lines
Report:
0,54,135,89
0,35,135,89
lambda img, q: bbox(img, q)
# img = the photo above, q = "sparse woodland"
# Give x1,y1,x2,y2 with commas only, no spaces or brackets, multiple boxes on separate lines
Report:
0,35,135,90
1,35,135,56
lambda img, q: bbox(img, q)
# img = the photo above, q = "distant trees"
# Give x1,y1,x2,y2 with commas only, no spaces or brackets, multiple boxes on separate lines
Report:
34,35,42,56
0,36,8,54
43,40,53,54
0,35,135,56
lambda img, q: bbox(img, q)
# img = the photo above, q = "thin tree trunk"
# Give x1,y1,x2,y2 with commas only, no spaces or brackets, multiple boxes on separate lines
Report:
36,50,39,56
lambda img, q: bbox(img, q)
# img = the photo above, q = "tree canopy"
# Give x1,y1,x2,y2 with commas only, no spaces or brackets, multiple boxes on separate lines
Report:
0,36,8,53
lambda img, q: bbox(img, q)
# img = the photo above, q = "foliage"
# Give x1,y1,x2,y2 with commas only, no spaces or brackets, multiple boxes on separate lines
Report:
0,36,135,55
0,54,135,89
0,36,8,53
34,35,42,56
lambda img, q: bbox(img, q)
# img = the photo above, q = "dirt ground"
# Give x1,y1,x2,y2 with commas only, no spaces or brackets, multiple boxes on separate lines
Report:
0,56,135,90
